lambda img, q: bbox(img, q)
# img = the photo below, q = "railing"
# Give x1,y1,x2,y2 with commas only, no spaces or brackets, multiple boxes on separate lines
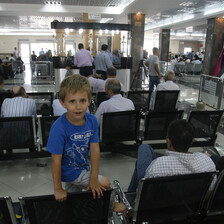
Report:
198,74,224,110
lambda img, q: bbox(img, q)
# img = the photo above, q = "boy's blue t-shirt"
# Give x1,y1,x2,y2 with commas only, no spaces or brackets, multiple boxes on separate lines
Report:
47,112,99,182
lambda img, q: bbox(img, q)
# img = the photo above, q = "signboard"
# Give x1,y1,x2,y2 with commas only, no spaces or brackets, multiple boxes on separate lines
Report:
88,13,101,20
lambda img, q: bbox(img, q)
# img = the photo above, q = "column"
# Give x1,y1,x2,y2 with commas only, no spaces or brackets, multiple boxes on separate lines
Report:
159,29,170,62
203,17,224,76
128,13,145,89
56,30,65,56
112,33,121,52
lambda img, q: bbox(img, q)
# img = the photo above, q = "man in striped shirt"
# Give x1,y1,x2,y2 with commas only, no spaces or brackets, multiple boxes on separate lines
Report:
1,86,36,117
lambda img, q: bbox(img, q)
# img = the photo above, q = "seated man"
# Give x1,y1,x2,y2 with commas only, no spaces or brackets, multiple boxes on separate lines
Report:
1,86,36,117
94,79,134,126
156,70,179,91
128,119,216,192
88,66,124,92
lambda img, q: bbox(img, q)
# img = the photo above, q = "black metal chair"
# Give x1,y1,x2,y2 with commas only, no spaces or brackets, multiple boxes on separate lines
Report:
127,90,152,110
0,91,13,113
143,111,184,148
153,90,180,112
100,110,141,145
114,172,216,224
188,110,224,148
205,170,224,223
19,189,113,224
0,197,17,224
38,116,59,148
95,92,109,107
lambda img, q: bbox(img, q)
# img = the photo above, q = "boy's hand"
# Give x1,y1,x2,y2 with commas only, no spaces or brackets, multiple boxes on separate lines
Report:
54,189,67,202
86,179,106,199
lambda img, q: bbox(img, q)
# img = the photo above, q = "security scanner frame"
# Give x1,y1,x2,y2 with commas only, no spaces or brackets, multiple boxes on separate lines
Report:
0,197,17,224
114,172,216,224
27,92,54,116
37,116,59,149
153,90,180,112
188,110,224,148
127,90,152,111
19,188,113,224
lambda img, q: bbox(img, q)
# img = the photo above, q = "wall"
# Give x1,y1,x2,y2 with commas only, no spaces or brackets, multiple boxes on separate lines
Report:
179,40,201,54
170,40,179,54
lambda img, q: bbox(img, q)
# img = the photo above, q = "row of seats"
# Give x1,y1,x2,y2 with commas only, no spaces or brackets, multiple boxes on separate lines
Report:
174,63,202,76
0,109,223,159
1,170,224,224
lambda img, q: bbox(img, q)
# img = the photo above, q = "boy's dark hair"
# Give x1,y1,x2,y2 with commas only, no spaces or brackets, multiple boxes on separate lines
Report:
107,66,117,77
167,119,194,152
78,43,84,49
101,44,108,51
59,74,92,102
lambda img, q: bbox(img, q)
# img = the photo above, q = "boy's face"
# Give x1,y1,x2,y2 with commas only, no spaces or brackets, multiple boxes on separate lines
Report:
60,90,90,126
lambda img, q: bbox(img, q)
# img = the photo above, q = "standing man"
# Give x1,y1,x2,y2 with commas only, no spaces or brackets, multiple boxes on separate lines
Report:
94,44,113,80
145,47,161,91
74,43,94,77
13,47,18,59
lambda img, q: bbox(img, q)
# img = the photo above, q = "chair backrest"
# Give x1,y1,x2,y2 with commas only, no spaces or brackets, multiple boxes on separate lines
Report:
144,111,183,143
153,90,179,112
38,116,59,147
133,172,216,223
27,92,54,116
100,110,140,143
96,92,109,107
188,110,223,147
0,197,17,224
19,189,113,224
127,90,152,110
0,91,13,112
0,116,36,151
207,170,224,216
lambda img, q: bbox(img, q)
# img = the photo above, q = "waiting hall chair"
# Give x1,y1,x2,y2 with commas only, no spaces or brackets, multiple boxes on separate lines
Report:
188,110,223,148
142,110,184,148
174,64,185,76
114,172,216,224
127,90,152,110
95,92,109,107
0,197,17,224
38,116,59,148
0,116,37,152
19,189,113,224
0,91,13,112
205,170,224,223
100,110,141,145
153,90,180,112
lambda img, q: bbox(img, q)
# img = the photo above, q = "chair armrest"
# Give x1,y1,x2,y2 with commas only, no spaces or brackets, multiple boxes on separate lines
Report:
113,180,132,212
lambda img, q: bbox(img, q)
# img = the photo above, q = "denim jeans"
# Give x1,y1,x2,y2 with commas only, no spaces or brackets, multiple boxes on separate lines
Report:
128,144,157,192
149,76,160,91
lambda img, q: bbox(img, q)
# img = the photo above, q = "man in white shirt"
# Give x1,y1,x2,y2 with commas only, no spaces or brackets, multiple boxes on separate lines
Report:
1,86,36,117
94,79,134,126
88,66,124,92
156,70,179,91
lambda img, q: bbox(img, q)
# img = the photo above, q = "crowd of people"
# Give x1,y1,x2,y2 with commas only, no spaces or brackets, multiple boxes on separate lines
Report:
0,44,223,221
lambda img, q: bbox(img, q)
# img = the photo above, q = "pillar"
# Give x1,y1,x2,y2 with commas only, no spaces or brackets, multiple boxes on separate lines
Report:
112,33,121,52
159,29,170,62
56,30,65,56
128,13,145,89
203,17,224,76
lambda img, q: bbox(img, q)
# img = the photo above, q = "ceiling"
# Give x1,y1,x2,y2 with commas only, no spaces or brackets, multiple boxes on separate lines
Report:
0,0,223,41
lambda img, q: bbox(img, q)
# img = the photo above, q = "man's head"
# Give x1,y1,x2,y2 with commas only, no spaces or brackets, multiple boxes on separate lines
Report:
59,74,92,103
153,47,159,56
106,66,117,78
113,49,119,56
105,79,121,97
101,44,108,51
12,86,27,98
78,43,84,50
0,76,4,89
14,47,17,51
165,70,175,82
167,119,194,153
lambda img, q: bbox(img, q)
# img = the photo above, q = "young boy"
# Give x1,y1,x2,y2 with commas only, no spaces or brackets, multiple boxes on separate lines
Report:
47,74,110,201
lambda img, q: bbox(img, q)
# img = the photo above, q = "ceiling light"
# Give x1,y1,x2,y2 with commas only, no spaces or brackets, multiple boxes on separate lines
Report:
79,29,83,34
44,0,61,5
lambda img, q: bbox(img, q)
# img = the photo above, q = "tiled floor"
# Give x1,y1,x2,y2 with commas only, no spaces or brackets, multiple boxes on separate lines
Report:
0,65,218,204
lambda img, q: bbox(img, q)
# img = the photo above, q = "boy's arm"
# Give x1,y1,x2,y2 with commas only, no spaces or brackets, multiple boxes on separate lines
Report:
86,142,105,199
52,153,67,202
